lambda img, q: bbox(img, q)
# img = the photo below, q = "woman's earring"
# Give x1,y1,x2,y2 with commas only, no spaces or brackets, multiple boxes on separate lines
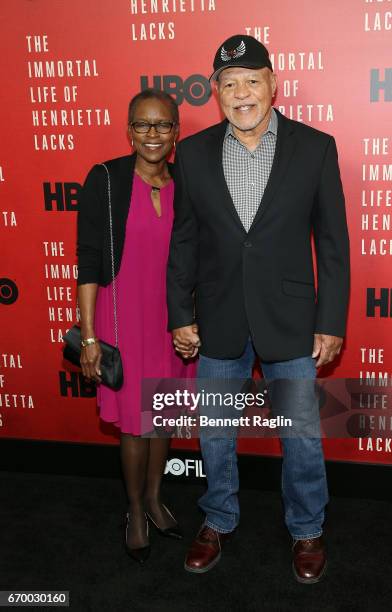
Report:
128,127,134,147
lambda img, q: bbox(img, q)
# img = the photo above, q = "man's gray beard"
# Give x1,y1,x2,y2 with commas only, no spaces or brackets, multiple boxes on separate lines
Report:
229,109,271,133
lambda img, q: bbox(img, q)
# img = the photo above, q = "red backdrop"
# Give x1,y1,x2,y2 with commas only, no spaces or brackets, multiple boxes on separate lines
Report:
1,0,391,464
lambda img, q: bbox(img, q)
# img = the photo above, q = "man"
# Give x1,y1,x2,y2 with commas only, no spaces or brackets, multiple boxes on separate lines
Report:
167,34,349,583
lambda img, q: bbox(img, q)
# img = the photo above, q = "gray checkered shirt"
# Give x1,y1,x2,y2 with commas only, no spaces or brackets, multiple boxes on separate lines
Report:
222,108,278,232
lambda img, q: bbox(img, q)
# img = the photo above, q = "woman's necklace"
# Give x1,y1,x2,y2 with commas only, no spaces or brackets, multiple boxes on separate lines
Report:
134,167,170,190
135,167,171,217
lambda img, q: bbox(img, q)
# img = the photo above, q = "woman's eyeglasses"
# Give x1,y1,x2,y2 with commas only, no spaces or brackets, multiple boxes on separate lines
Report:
130,121,176,134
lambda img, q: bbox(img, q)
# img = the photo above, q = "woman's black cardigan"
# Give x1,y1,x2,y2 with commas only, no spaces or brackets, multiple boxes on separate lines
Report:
77,152,173,287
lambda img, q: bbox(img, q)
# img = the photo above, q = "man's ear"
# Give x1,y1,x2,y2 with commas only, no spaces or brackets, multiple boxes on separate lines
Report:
271,72,277,97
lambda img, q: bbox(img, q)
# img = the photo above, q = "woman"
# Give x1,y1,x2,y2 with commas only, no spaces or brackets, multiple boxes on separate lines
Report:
76,89,194,564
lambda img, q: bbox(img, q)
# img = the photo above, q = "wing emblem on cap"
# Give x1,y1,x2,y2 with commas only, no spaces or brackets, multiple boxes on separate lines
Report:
220,40,246,62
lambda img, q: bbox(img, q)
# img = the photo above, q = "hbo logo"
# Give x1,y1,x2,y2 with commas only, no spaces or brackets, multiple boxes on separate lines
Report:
0,278,18,305
140,75,211,106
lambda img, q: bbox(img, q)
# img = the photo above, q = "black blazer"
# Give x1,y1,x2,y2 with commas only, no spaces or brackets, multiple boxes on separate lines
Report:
166,109,350,362
77,152,173,286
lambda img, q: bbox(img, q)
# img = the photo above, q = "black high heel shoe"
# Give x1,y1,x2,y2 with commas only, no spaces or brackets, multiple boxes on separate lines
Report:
146,504,183,540
125,512,150,564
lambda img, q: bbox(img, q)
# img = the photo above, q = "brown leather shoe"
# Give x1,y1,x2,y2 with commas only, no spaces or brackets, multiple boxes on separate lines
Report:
292,536,327,584
184,525,233,573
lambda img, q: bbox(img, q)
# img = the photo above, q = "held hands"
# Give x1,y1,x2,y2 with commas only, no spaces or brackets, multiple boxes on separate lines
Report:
172,324,201,359
80,340,103,383
312,333,343,368
172,329,343,364
172,328,342,365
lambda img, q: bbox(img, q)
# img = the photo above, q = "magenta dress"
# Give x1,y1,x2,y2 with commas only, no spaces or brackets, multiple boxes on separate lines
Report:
94,173,195,435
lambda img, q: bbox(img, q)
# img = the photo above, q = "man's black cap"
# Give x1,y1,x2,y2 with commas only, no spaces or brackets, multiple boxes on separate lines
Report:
210,34,273,81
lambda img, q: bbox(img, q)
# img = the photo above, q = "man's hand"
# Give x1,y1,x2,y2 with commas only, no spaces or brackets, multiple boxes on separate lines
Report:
172,324,201,359
312,334,343,368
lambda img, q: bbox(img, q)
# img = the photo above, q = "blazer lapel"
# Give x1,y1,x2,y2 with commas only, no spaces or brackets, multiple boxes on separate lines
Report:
107,153,136,273
249,110,297,231
206,121,247,234
111,152,136,221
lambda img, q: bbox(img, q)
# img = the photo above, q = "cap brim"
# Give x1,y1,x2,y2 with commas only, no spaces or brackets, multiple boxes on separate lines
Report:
209,61,271,81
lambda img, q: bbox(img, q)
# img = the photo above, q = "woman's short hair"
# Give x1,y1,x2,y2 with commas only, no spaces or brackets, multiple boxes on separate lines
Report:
128,89,179,125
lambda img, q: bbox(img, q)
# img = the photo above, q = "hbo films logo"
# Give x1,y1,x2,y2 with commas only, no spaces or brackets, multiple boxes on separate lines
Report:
140,75,211,106
165,457,206,478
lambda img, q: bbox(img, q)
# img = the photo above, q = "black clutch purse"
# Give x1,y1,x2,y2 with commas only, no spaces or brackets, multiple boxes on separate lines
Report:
63,326,123,391
63,163,123,391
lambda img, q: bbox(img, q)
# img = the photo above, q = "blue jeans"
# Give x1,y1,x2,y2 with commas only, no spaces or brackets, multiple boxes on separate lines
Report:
197,338,328,539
